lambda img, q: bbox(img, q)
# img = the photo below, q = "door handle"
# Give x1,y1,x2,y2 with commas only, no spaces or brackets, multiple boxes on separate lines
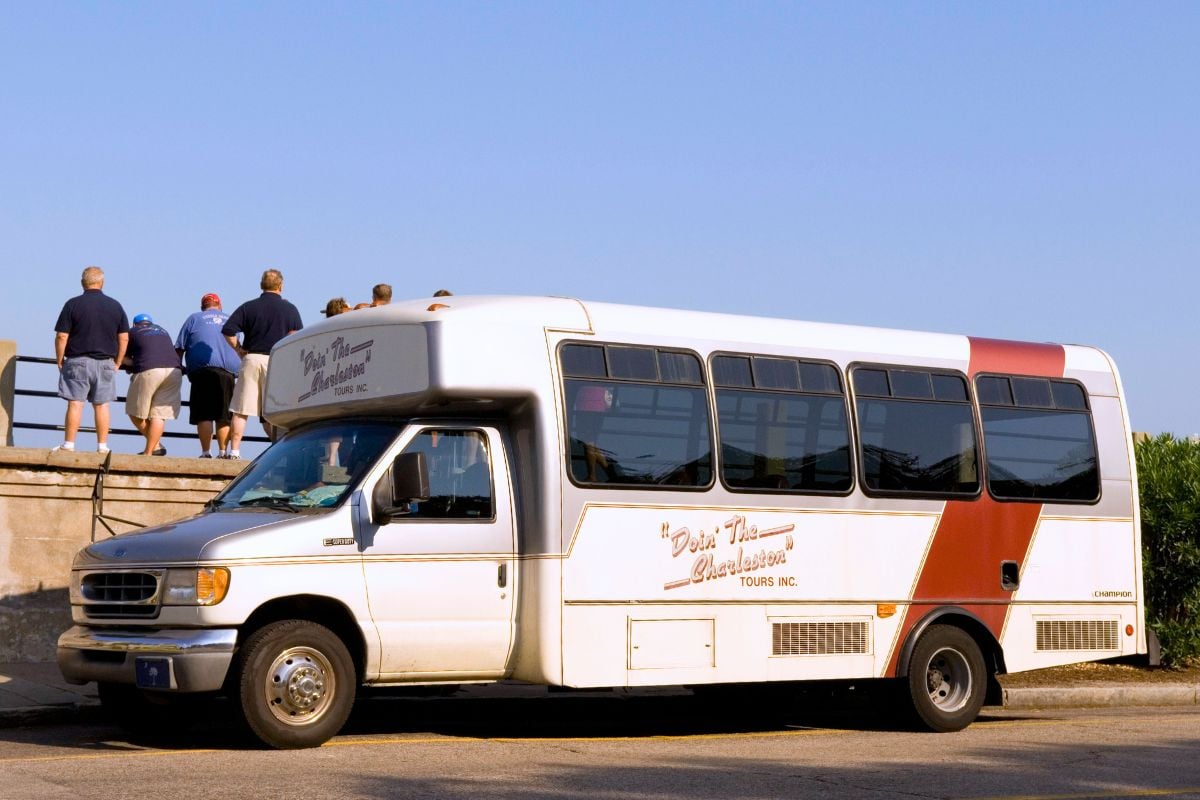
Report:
497,563,507,588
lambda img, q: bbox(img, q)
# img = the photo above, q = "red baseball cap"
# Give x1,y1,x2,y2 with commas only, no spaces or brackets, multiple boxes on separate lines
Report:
201,293,221,308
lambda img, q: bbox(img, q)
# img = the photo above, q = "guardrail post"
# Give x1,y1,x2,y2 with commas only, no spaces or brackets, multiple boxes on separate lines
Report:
0,340,15,446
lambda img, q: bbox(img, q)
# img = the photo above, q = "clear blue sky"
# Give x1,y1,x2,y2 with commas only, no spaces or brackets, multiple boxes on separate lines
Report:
2,2,1197,452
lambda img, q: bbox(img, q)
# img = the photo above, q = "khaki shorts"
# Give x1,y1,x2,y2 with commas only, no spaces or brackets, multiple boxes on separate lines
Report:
126,368,182,420
229,353,270,417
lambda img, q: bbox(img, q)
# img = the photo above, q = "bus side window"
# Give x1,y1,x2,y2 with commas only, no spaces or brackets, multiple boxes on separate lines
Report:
852,366,980,497
976,376,1099,503
713,354,852,495
561,343,713,489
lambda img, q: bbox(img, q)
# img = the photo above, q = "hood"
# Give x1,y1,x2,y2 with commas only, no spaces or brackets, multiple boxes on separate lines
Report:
76,510,300,567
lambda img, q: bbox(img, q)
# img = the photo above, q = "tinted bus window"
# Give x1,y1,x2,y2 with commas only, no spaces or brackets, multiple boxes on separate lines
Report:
976,376,1099,502
561,344,606,378
753,357,800,391
853,369,889,398
853,367,979,496
609,346,659,381
562,343,712,488
714,353,851,494
712,355,753,387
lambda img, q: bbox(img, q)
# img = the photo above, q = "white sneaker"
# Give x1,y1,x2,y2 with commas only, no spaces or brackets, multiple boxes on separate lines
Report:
51,444,75,453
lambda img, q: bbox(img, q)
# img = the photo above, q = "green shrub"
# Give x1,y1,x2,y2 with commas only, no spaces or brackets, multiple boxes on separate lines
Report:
1136,434,1200,665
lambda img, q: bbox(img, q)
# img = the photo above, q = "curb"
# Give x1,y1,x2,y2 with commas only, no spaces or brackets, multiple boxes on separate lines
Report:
0,701,100,729
1003,684,1200,709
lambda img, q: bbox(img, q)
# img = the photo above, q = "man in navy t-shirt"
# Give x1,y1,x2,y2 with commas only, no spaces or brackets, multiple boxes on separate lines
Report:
222,268,303,458
175,293,241,458
53,266,129,454
124,313,182,456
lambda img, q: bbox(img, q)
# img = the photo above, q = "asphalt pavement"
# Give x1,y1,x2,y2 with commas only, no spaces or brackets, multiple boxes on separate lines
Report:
2,660,1198,729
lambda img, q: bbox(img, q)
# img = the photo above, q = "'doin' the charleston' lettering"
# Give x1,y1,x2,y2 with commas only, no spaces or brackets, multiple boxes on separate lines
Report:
296,336,375,403
661,515,795,590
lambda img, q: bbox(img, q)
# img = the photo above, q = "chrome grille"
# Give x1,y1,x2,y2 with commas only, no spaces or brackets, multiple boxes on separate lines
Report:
1035,619,1119,651
772,620,870,656
80,571,161,618
82,572,158,602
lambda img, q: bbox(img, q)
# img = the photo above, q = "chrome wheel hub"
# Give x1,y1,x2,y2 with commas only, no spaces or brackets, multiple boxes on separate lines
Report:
266,646,336,725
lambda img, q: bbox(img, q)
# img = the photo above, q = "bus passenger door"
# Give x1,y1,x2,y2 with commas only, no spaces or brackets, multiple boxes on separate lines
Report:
358,426,517,679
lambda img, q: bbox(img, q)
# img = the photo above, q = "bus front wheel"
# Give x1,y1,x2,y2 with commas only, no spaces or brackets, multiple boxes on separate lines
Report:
904,624,986,732
234,619,356,749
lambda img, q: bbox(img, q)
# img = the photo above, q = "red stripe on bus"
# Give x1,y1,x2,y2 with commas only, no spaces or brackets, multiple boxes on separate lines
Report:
884,337,1065,677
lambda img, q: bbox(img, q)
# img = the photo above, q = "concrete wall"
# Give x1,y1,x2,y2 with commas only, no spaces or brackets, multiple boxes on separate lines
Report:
0,447,244,661
0,341,14,447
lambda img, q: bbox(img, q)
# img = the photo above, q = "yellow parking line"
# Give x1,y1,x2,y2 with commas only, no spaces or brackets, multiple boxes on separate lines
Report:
488,728,848,744
967,789,1200,800
328,727,847,747
322,735,478,747
0,748,218,765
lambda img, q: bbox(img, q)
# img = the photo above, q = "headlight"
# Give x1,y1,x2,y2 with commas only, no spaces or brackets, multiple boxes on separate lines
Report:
69,571,83,604
162,568,231,606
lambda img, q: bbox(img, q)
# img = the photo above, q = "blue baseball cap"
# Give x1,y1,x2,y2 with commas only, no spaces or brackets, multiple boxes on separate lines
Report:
133,313,152,325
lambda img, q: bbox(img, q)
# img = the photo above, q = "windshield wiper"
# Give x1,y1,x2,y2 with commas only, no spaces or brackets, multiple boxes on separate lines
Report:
203,497,221,511
237,495,301,513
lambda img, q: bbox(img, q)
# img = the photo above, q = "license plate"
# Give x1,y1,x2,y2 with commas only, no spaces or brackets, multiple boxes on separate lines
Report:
135,657,172,690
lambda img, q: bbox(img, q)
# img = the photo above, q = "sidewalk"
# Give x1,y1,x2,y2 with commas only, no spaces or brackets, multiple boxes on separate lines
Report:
3,661,1199,729
0,662,99,727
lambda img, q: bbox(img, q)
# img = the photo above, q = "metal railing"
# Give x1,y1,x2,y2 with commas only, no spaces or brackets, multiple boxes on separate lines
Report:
12,355,270,443
91,450,150,539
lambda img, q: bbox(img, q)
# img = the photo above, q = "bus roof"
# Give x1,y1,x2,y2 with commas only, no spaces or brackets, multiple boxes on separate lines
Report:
264,294,1116,426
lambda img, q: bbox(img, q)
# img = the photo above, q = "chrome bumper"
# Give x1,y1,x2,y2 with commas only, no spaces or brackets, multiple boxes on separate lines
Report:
57,626,238,692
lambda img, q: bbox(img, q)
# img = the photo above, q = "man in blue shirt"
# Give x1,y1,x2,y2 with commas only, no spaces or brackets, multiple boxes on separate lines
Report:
53,266,129,454
175,293,241,458
222,269,303,458
124,313,182,456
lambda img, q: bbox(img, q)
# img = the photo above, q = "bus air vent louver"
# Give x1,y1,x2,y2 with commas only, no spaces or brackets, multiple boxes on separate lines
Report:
772,621,869,656
1035,619,1119,651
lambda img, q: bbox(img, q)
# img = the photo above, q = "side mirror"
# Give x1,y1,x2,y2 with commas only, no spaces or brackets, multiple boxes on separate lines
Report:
371,451,430,523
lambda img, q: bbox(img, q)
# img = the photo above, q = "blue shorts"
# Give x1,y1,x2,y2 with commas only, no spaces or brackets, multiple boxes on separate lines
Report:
58,357,118,404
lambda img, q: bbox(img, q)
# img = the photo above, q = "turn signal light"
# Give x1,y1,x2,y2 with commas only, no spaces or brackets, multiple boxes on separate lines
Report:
196,568,231,605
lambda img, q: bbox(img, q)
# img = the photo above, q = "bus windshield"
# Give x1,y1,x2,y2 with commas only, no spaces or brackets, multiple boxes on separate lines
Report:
209,420,401,512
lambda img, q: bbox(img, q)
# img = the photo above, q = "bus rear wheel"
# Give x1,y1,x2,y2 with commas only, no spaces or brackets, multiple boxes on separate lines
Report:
234,620,356,749
904,624,986,732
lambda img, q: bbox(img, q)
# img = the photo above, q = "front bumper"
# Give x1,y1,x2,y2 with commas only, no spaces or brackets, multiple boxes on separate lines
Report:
57,626,238,692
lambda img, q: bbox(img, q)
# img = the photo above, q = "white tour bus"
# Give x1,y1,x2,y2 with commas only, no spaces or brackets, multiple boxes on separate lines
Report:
59,296,1146,748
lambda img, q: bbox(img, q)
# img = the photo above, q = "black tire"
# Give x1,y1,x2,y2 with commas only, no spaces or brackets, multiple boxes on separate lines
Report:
97,682,191,733
904,624,986,732
234,620,357,749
